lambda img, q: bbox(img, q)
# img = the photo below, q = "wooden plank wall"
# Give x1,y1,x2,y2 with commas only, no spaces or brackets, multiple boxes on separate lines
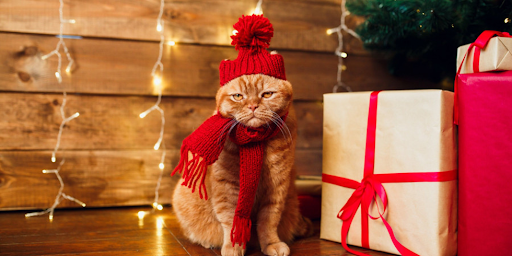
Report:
0,0,436,210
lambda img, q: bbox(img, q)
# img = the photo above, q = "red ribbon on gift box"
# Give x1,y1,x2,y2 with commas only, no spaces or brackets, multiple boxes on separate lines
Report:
454,30,512,124
322,91,457,256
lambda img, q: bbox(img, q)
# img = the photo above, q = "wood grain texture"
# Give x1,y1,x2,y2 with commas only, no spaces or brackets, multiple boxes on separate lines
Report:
0,93,213,151
0,149,321,210
0,0,440,212
0,91,323,210
0,92,322,151
295,149,322,176
0,32,336,100
0,0,367,53
0,207,395,256
0,150,180,210
0,32,437,101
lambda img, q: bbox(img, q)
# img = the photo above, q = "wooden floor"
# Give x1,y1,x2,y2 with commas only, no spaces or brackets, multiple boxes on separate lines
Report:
0,206,393,256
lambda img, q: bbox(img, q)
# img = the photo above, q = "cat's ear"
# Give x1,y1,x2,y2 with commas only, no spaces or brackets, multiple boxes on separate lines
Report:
282,79,293,89
281,80,294,101
215,85,227,108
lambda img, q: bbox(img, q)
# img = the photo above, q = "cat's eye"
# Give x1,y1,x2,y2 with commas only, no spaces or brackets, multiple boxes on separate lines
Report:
232,94,244,101
262,92,274,98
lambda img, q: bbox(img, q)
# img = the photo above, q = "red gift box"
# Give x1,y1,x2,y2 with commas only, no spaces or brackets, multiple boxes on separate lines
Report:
457,71,512,255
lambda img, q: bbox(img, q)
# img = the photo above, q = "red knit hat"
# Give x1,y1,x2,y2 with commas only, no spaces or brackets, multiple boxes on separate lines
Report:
219,15,286,86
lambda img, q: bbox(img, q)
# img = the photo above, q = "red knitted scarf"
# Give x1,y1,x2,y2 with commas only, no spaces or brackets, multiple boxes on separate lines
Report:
171,113,283,248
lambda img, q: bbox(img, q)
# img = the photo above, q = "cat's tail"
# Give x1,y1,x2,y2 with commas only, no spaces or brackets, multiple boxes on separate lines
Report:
297,215,315,238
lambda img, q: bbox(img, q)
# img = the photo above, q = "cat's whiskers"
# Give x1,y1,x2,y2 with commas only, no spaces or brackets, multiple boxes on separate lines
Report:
259,111,291,144
270,118,290,142
269,110,292,144
236,111,266,127
227,118,240,138
231,108,290,145
217,118,238,145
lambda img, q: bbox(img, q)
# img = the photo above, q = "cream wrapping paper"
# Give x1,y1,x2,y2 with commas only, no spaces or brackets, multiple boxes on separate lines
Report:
456,36,512,74
320,90,457,256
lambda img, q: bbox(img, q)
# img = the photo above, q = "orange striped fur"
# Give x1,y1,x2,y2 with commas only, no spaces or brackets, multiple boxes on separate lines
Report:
172,74,313,256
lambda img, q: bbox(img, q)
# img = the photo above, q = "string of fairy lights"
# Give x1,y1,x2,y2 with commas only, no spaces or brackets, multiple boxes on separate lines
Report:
25,0,84,220
25,160,86,220
24,0,344,219
327,0,360,92
138,0,175,215
139,0,262,217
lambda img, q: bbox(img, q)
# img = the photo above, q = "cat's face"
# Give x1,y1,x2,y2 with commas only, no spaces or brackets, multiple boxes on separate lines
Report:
216,74,293,128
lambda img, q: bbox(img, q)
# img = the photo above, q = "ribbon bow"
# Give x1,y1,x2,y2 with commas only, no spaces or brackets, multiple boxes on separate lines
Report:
323,91,457,256
454,30,512,124
337,176,387,223
332,172,421,256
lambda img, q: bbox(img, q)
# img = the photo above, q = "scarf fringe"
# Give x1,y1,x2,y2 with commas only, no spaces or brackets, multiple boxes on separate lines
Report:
230,216,252,249
171,144,209,200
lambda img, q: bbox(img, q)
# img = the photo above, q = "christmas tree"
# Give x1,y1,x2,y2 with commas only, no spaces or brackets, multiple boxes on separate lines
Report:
346,0,512,84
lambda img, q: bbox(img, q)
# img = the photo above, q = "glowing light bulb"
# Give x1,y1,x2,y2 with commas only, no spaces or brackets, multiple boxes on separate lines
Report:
505,18,511,24
153,76,162,86
138,211,147,219
139,112,148,118
71,112,80,118
55,72,62,83
340,52,348,58
153,140,161,150
49,214,53,221
66,19,76,24
156,23,163,32
326,28,336,35
167,41,176,46
232,30,238,35
51,156,56,163
42,170,49,173
252,6,262,15
159,163,164,170
157,204,163,210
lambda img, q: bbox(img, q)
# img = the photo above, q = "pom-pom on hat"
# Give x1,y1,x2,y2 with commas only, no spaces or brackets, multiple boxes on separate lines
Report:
219,15,286,86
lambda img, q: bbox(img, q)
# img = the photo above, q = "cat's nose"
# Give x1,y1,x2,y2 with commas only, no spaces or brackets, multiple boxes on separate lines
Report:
248,104,258,112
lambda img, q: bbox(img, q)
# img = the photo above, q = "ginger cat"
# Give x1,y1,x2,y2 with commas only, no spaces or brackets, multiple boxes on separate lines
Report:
172,74,313,256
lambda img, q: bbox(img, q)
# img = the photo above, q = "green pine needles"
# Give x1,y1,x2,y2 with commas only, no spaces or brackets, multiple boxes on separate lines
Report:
346,0,512,82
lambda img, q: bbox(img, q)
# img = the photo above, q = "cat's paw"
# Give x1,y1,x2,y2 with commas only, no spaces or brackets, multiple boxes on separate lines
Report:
200,241,213,249
262,242,290,256
221,243,245,256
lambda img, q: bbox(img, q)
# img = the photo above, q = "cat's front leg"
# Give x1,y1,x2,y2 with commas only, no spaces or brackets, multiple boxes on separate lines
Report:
220,232,245,256
257,153,293,256
214,186,246,256
211,160,246,256
216,200,246,256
